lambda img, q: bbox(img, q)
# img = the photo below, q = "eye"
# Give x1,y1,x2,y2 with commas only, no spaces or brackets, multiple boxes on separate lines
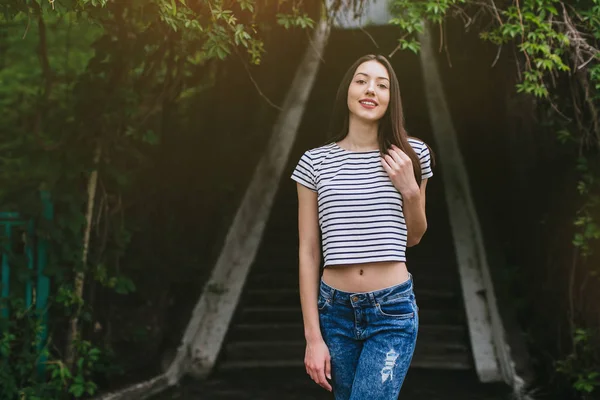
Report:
378,83,389,89
356,79,366,84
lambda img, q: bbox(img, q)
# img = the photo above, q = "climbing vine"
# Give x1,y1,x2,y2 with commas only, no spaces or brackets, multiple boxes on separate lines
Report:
388,0,600,396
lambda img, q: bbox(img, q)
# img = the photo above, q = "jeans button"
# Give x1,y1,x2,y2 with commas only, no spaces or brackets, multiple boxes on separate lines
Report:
352,296,358,302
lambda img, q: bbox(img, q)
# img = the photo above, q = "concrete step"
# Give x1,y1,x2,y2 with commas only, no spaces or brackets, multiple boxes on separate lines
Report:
219,340,472,370
247,271,461,290
237,306,466,325
218,356,471,371
228,322,468,344
252,247,299,264
250,257,463,274
153,368,511,400
241,288,462,309
252,237,457,259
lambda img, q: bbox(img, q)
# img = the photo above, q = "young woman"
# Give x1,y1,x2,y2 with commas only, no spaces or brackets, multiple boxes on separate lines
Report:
291,54,434,399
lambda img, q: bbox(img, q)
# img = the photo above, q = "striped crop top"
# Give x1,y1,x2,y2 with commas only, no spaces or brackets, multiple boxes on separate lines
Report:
291,137,433,267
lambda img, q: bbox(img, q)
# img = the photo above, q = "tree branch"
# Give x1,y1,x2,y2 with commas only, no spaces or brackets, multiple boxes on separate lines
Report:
236,48,282,111
32,10,64,151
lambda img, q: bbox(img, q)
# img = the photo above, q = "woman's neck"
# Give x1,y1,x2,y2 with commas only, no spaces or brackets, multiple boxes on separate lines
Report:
340,117,379,151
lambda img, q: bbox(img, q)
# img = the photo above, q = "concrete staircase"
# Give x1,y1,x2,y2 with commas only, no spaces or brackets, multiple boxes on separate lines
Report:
148,27,513,400
217,159,474,372
214,27,478,374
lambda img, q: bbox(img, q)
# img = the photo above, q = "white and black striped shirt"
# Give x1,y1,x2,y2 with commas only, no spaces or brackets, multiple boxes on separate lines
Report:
291,138,433,266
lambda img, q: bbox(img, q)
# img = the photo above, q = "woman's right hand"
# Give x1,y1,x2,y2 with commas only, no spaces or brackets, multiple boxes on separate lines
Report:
305,339,332,391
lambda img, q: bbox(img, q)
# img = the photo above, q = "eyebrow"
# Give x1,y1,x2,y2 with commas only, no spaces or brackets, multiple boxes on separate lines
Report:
355,72,389,81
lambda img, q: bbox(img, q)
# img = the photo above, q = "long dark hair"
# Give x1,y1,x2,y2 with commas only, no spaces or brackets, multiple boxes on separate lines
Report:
329,54,432,185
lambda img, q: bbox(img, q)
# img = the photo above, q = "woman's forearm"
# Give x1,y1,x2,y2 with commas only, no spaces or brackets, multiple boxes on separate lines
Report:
402,187,427,246
299,250,322,342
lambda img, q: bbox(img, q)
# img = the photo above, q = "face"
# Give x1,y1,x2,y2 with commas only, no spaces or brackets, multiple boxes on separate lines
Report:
347,60,390,123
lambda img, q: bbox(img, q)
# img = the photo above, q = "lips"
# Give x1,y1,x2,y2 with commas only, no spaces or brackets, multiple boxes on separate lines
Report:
359,99,378,109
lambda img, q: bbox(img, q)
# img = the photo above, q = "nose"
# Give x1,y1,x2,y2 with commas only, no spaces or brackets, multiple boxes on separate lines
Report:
365,81,376,95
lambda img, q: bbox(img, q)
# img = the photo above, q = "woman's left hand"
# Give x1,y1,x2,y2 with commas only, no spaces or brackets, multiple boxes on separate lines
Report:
381,145,420,195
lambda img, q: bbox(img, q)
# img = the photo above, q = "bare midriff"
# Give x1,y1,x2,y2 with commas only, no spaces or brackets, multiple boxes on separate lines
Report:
321,261,410,293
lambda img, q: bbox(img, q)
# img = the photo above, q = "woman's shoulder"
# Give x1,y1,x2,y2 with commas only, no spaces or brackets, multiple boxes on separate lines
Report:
297,143,339,173
304,142,338,158
407,136,430,154
407,136,428,147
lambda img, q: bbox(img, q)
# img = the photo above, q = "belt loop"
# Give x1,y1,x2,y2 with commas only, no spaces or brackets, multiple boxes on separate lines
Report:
331,288,336,303
368,292,376,305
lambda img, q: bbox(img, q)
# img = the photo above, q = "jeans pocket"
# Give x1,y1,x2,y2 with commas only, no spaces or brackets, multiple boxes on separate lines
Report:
376,298,414,319
317,295,331,311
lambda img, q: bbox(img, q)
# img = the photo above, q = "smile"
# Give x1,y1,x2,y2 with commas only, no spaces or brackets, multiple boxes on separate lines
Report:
359,100,378,108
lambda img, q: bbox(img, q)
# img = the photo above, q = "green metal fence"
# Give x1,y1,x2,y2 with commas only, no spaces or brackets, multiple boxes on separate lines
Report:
0,191,53,374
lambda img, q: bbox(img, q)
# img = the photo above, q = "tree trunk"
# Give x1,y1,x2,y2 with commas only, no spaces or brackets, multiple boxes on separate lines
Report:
66,143,102,368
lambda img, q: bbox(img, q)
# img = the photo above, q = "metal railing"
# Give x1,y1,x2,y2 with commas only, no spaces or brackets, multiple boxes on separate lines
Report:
0,191,53,374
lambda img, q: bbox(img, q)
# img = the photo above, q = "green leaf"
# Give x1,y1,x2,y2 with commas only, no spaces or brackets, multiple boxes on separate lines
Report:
573,233,585,246
142,130,159,145
70,383,85,397
114,276,136,294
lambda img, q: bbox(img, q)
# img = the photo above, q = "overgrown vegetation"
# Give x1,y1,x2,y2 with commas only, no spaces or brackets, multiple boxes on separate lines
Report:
1,0,598,398
0,1,315,398
386,0,600,396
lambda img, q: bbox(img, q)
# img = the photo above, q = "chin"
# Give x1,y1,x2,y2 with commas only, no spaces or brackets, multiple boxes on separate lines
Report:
357,113,383,123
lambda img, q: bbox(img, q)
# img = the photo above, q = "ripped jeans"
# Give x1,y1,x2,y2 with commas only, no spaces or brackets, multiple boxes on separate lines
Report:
318,277,419,400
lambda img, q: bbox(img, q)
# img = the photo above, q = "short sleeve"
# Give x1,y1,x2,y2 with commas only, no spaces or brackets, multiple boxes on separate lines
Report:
419,144,433,180
291,150,317,191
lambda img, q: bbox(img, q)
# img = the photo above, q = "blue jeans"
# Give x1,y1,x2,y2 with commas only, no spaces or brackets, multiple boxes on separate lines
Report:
318,276,419,400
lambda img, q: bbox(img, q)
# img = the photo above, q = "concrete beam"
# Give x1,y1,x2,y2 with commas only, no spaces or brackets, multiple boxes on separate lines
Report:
327,0,393,28
180,16,331,380
417,22,503,383
418,23,534,398
92,15,331,400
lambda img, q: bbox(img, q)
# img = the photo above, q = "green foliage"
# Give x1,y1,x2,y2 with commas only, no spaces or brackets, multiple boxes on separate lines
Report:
389,0,593,98
1,0,322,396
389,0,465,53
557,329,600,395
0,301,105,399
572,157,600,259
390,0,599,397
276,6,315,29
